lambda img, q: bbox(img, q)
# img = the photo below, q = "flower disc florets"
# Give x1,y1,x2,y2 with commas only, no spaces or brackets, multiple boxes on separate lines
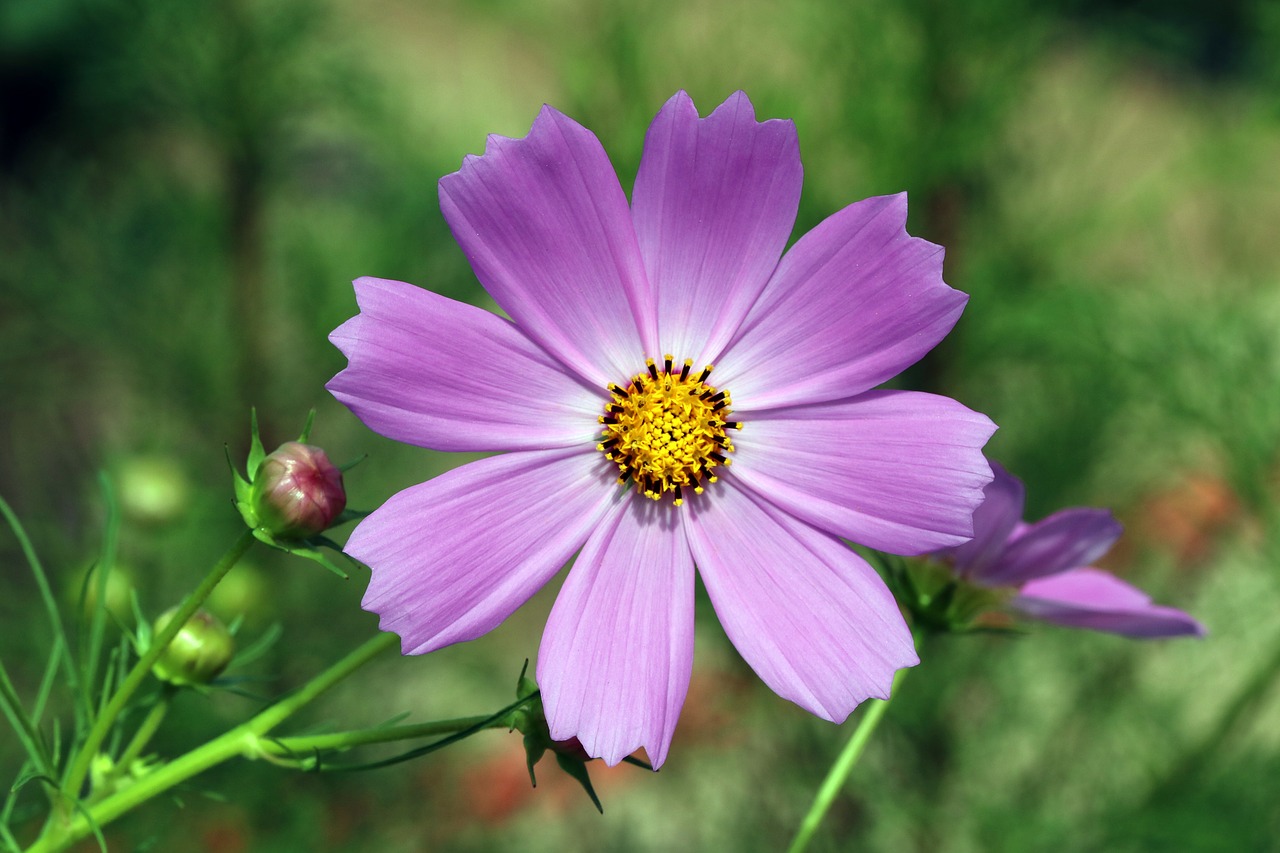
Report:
597,355,740,505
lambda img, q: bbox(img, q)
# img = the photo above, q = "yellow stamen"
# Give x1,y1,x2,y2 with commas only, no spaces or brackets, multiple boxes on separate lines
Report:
598,355,741,505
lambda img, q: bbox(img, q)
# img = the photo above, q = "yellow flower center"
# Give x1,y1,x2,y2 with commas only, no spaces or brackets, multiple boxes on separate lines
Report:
597,355,741,506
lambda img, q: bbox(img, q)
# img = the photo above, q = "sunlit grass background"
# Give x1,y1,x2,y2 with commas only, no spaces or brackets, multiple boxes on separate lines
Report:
3,0,1279,850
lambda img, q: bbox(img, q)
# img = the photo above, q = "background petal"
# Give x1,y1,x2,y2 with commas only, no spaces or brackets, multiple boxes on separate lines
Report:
730,390,996,555
538,498,695,769
943,461,1026,576
685,480,918,723
328,277,603,452
714,193,968,410
632,91,801,366
438,105,656,387
1016,568,1206,638
978,507,1123,586
353,449,619,655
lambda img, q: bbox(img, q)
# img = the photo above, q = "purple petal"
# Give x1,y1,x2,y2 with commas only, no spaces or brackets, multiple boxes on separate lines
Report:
714,193,968,410
978,508,1123,587
538,498,695,768
328,277,603,452
632,91,801,366
353,450,619,654
729,390,996,555
943,462,1025,577
1015,568,1206,638
438,106,656,388
684,479,918,722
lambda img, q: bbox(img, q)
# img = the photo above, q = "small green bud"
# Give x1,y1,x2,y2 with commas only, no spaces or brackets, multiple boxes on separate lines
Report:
249,442,347,539
151,608,235,686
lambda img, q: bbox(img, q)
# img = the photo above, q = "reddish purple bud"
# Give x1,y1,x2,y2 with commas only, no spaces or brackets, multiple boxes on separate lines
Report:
250,442,346,539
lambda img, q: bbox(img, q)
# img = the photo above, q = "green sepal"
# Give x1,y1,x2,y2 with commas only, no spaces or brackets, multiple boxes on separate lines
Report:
338,454,368,474
297,409,317,444
331,508,371,526
554,751,603,813
885,554,1020,636
247,528,353,579
246,408,267,480
508,661,606,814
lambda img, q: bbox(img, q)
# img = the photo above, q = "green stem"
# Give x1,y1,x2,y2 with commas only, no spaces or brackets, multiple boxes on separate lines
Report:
55,530,256,815
263,715,502,759
787,667,909,853
29,632,398,853
101,688,175,792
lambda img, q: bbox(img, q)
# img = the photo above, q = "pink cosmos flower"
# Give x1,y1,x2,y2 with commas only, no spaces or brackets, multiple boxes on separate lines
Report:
943,463,1205,638
327,91,997,767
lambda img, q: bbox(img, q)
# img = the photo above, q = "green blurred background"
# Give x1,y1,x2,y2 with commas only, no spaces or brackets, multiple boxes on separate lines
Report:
3,0,1279,850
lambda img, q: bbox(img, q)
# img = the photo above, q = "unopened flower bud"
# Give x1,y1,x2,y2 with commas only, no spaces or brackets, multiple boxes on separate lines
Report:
151,608,235,686
249,442,346,539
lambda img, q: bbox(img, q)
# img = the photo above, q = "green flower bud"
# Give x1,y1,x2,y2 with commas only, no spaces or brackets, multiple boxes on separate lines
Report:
151,608,235,686
249,442,346,539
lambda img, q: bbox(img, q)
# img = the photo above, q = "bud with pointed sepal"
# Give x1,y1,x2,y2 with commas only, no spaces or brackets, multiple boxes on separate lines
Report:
249,441,346,539
230,410,366,578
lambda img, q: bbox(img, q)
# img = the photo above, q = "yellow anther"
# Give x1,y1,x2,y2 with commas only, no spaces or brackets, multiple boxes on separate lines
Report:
597,355,739,505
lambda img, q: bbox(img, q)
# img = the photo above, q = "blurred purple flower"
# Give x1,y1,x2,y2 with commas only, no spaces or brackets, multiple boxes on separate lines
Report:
328,91,996,767
944,463,1205,638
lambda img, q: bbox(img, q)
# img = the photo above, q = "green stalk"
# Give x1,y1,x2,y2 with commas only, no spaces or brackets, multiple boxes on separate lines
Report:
101,687,175,792
262,715,502,758
56,530,256,812
30,632,398,853
787,667,909,853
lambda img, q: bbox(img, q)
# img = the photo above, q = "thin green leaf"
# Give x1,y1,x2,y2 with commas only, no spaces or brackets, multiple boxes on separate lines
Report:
0,659,51,777
228,623,283,670
68,794,109,853
286,546,350,579
291,694,536,773
297,408,317,443
130,590,151,653
210,683,275,702
10,768,51,795
1,756,29,827
337,454,367,473
329,508,370,527
0,495,79,719
32,633,65,725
